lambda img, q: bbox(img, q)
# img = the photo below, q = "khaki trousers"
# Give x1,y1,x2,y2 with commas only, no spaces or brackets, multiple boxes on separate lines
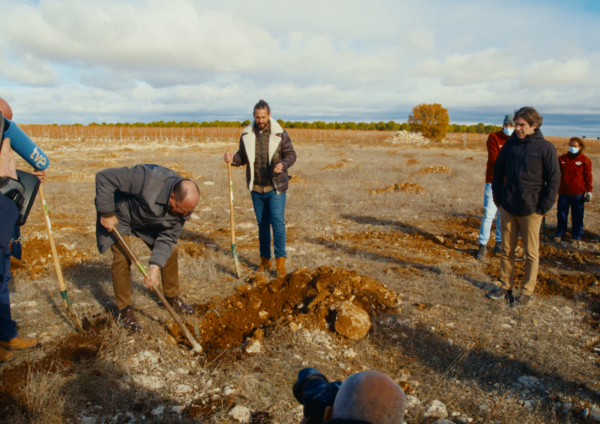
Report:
498,206,543,296
110,235,179,311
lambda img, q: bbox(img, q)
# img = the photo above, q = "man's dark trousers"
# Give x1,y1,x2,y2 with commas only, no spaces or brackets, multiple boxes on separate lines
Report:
251,190,286,258
556,193,585,240
0,252,18,342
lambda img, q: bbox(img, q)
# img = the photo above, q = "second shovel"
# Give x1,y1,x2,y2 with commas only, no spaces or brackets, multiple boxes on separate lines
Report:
226,149,242,279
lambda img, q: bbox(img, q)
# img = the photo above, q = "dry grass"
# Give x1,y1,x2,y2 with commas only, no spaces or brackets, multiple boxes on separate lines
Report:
1,137,600,423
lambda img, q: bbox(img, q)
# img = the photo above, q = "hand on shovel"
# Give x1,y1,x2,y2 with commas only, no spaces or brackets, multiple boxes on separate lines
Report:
100,215,119,232
145,265,160,290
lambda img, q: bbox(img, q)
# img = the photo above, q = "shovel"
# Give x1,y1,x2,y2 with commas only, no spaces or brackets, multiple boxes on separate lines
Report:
38,186,84,332
226,149,242,279
111,228,203,354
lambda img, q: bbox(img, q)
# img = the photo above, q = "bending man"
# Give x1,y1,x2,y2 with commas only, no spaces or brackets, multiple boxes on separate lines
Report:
95,165,199,331
224,100,297,278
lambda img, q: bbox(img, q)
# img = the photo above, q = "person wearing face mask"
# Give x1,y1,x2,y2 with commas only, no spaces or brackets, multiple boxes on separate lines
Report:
475,114,515,260
554,137,593,248
487,107,560,307
95,165,200,331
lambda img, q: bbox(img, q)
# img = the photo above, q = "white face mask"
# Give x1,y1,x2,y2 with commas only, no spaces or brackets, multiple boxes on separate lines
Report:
503,127,514,136
569,146,579,154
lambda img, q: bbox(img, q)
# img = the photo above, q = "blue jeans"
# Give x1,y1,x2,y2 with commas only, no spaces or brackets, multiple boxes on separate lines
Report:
0,253,18,342
478,183,502,246
556,193,585,240
251,190,287,258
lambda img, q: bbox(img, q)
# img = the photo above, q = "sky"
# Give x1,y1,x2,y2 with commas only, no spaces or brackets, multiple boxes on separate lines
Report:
0,0,599,136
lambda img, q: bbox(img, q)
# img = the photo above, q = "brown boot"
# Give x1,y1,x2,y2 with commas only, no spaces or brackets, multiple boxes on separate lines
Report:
0,336,37,350
165,296,195,315
276,257,286,279
119,306,142,332
257,257,272,273
0,347,14,363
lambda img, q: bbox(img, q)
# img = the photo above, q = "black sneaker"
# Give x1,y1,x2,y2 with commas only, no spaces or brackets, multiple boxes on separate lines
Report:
492,242,501,253
475,244,487,261
486,287,508,300
510,294,531,308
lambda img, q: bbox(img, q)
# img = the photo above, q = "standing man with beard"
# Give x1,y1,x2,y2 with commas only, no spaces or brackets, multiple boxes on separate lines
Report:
487,107,560,307
224,100,297,278
475,114,515,260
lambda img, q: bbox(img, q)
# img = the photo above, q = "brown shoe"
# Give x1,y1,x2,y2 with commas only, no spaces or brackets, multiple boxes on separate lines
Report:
0,336,38,350
257,257,272,272
0,347,14,362
511,294,531,308
119,306,142,332
165,296,195,315
276,257,286,279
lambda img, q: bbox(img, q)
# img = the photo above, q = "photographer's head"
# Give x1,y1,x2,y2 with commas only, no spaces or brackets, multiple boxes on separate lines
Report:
0,97,13,120
330,371,406,424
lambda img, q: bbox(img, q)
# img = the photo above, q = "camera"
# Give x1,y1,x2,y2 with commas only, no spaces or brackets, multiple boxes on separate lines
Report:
293,368,342,424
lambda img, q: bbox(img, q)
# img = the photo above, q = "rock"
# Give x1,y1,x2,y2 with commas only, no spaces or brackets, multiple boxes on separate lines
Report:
136,350,160,366
457,418,473,423
585,407,600,422
335,302,371,340
517,375,539,387
132,375,165,390
229,404,251,423
246,339,261,353
203,181,215,185
478,404,490,413
80,416,97,424
424,400,448,419
405,395,421,410
258,311,269,319
434,420,454,424
223,385,236,396
289,321,299,332
151,406,164,417
171,405,185,414
174,384,193,394
523,400,533,410
343,348,357,358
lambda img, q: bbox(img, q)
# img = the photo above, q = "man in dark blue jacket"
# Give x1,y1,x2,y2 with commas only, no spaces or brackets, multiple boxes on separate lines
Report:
488,107,560,307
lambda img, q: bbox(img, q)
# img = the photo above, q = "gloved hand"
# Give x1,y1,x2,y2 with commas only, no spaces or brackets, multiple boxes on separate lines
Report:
585,192,593,202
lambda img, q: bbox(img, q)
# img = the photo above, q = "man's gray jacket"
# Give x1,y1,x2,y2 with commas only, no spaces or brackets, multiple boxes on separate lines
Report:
95,165,190,268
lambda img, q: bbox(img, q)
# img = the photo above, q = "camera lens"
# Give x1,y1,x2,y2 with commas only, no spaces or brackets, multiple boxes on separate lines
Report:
293,368,329,404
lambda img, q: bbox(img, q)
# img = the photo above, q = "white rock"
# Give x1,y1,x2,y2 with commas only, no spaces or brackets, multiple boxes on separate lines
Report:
258,311,269,319
132,375,165,390
203,181,215,185
435,420,454,424
223,385,236,396
523,400,533,410
229,404,251,423
151,405,164,417
171,405,185,414
424,400,448,418
405,395,421,410
478,404,490,413
457,418,473,423
517,375,539,387
335,302,371,340
174,384,193,394
136,350,160,365
343,348,357,359
245,339,262,353
80,416,97,424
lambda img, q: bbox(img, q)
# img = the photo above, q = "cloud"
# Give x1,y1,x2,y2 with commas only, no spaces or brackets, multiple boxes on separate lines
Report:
408,30,434,52
523,58,593,86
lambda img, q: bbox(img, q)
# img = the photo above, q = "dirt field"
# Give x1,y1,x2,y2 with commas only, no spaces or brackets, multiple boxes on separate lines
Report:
2,135,600,423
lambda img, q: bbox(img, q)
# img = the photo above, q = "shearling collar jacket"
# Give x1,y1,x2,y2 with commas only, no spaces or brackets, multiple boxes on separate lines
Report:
231,117,297,194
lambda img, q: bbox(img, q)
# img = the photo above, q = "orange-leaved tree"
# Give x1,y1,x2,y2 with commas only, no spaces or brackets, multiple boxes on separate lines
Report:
408,103,450,142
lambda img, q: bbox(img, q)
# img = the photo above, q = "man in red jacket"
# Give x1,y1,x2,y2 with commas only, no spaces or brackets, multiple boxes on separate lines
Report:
554,137,593,248
475,114,514,260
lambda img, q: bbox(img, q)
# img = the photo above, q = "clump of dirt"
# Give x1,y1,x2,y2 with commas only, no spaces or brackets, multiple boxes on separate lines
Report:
370,182,426,195
323,160,353,170
289,174,308,184
418,165,452,174
405,159,422,166
11,236,92,278
172,267,400,357
387,150,397,154
465,156,477,161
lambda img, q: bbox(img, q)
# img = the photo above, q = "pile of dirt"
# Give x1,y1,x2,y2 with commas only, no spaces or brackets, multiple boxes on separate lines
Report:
171,267,400,356
11,236,92,278
370,182,426,195
418,165,452,174
386,131,430,146
405,159,421,166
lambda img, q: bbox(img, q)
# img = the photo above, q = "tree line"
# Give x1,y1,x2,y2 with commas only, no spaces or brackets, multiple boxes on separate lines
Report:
54,119,501,134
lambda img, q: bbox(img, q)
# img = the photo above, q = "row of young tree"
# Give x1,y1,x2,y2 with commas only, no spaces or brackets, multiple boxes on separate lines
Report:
69,119,500,135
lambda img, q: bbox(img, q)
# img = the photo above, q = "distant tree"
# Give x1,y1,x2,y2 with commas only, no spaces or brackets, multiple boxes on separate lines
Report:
277,119,285,128
447,124,455,133
346,122,357,130
476,123,485,134
408,103,450,141
376,121,386,131
466,125,476,133
400,123,411,131
385,121,396,131
242,120,251,127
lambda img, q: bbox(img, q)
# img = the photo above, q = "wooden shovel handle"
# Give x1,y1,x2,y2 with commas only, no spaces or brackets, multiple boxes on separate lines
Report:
38,186,67,292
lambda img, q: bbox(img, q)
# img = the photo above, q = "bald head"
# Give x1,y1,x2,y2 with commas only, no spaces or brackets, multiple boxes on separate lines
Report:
169,179,200,217
0,97,13,120
332,371,405,424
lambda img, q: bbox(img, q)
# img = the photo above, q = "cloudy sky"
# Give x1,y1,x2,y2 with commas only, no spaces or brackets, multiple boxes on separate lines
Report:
0,0,599,135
